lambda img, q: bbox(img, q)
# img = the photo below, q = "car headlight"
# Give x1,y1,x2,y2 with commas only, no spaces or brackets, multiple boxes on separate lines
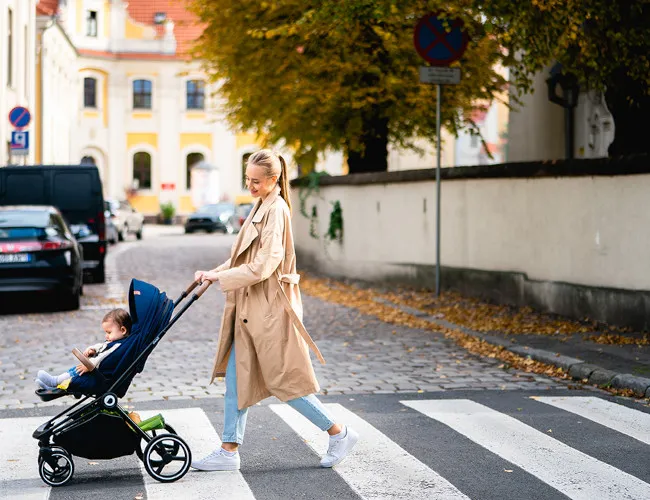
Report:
219,213,229,222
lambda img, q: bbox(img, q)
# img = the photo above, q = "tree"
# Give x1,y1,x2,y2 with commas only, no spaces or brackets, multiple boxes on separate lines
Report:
479,0,650,157
190,0,507,173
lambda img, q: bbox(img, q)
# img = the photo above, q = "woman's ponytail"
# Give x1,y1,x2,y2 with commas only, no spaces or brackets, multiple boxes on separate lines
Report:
278,155,292,214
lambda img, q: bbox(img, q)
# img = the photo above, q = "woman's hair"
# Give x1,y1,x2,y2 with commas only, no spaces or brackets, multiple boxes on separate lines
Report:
102,308,133,335
247,149,292,213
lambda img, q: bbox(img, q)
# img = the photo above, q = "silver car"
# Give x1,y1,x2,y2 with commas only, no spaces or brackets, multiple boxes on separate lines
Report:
106,199,144,241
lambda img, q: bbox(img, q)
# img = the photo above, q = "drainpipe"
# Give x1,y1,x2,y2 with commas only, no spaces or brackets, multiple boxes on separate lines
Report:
36,15,56,164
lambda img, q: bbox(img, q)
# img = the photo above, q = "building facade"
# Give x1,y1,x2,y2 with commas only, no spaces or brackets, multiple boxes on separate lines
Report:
0,0,36,166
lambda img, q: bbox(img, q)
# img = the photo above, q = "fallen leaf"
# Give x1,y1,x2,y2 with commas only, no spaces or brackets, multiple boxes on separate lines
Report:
88,461,99,465
504,469,513,473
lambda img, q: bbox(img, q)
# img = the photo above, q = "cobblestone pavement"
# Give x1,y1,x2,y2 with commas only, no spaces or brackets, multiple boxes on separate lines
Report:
0,226,571,410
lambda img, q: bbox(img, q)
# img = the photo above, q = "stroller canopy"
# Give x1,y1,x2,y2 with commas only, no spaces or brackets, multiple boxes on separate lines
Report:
69,279,174,397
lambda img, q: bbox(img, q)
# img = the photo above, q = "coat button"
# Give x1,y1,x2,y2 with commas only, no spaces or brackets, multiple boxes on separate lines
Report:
243,319,248,323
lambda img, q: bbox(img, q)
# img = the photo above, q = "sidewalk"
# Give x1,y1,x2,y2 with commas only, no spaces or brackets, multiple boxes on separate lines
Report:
300,274,650,399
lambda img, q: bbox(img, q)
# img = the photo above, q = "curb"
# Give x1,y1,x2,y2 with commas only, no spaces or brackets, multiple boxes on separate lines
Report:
377,298,650,398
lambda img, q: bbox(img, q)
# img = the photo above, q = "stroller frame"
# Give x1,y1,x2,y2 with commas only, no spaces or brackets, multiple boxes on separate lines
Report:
32,279,211,486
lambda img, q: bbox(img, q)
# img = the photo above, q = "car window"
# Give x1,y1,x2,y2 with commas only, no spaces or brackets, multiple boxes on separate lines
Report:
0,210,49,240
48,214,68,237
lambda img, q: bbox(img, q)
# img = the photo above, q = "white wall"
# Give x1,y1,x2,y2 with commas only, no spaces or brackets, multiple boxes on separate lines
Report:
0,0,36,166
292,172,650,292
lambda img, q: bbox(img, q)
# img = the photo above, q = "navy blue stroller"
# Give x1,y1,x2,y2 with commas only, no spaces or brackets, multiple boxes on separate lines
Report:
32,278,211,486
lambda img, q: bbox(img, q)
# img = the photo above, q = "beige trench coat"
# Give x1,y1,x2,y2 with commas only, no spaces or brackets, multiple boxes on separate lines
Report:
209,186,326,409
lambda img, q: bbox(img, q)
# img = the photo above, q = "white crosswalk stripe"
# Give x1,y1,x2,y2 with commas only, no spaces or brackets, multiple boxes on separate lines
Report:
137,408,255,500
0,415,53,500
533,395,650,446
1,396,650,499
402,399,650,500
270,402,470,499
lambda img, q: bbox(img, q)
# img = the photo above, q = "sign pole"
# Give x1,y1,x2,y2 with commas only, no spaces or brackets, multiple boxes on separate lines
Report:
435,84,442,297
413,12,468,298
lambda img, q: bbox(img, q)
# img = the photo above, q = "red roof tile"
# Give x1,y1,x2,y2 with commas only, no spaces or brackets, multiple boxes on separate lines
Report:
125,0,204,56
36,0,59,16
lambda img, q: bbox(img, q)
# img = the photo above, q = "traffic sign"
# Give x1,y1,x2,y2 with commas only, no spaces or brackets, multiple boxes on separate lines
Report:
419,66,461,85
10,131,29,155
8,106,31,129
414,14,468,66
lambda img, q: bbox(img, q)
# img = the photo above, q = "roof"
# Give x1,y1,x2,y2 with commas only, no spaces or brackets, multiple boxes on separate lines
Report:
125,0,204,56
36,0,59,16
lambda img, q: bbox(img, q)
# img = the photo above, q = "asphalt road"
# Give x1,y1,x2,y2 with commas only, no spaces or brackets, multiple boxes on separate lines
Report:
1,226,650,499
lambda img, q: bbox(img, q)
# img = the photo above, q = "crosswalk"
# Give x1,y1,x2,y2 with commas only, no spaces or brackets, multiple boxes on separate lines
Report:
1,395,649,499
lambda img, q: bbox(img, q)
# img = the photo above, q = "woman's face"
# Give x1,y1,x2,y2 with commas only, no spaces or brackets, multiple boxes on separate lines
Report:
245,163,278,199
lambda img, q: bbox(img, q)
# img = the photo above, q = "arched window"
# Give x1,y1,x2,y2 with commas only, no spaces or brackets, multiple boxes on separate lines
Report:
133,152,152,189
83,77,97,107
80,155,96,165
133,79,152,109
186,80,205,110
241,152,252,189
186,152,204,190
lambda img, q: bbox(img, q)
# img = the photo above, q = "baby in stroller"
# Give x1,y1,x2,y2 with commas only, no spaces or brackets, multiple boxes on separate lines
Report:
35,308,132,391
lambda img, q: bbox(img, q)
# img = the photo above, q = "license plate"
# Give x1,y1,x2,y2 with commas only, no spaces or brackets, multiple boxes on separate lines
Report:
0,253,31,264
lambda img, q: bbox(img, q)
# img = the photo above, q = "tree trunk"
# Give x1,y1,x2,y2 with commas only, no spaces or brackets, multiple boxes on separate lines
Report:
346,115,389,174
605,72,650,157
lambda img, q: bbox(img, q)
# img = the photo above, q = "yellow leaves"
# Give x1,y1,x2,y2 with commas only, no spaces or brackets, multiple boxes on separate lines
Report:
586,333,650,346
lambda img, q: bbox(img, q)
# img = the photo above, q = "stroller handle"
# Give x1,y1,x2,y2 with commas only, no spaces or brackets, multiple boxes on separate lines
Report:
184,279,201,295
194,279,211,298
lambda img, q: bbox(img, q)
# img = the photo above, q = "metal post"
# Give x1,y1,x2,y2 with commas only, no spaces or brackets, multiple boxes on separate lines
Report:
435,84,442,297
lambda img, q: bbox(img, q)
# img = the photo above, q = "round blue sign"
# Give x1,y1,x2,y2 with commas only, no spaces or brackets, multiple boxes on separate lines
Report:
8,106,31,129
414,14,468,66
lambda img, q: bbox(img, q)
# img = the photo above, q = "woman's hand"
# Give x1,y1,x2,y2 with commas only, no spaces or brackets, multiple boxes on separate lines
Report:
194,270,219,283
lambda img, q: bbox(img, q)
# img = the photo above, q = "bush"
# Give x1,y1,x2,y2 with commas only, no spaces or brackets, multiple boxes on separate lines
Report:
160,202,175,222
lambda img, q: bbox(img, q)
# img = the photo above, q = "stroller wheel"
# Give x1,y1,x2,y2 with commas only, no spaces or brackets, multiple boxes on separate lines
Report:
136,424,178,461
38,446,67,465
38,449,74,487
143,433,191,483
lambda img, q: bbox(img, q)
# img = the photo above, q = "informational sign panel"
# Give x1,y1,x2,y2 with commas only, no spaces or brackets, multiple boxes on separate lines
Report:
10,131,29,155
419,66,461,85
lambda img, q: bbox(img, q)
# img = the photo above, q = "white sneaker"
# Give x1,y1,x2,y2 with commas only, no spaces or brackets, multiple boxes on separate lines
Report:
191,447,240,471
320,426,359,468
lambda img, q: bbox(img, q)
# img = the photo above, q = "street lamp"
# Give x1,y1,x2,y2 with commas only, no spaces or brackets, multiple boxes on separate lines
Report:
546,62,580,160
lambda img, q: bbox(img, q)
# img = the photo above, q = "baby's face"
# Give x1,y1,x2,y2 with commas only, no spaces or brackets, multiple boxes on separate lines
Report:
102,320,128,342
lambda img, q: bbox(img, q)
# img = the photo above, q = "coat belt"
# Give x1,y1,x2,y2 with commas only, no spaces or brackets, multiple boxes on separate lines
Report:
270,273,326,365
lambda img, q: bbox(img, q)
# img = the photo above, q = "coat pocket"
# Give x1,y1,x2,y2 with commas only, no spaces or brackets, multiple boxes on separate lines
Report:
263,289,279,320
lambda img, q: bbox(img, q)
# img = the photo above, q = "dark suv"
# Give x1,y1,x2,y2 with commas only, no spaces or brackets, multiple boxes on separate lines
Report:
0,165,107,283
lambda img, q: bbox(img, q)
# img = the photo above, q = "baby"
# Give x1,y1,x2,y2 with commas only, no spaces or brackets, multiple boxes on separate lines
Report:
35,308,132,391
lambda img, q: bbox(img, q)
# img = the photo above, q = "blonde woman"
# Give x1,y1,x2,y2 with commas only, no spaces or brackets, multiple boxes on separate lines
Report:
192,149,358,471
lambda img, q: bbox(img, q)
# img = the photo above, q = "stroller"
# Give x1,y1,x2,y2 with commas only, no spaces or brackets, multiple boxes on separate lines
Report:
32,278,211,487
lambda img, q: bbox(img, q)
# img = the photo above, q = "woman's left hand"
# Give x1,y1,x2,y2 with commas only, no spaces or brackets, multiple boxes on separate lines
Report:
201,271,220,283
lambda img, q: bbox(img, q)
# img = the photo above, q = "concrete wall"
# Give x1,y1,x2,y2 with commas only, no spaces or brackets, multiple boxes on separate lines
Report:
290,157,650,329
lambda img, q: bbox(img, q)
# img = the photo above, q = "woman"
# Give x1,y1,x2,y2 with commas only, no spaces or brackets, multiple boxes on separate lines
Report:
191,149,358,471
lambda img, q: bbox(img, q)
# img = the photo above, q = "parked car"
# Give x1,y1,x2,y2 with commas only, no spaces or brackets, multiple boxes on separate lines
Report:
104,201,118,244
0,206,83,310
184,203,236,234
234,203,254,232
0,165,107,283
106,199,144,241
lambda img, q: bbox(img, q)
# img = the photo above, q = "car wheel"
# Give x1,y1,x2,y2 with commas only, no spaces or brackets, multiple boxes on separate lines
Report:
184,228,193,234
60,287,81,311
136,227,143,240
206,227,215,234
118,229,125,242
92,264,106,284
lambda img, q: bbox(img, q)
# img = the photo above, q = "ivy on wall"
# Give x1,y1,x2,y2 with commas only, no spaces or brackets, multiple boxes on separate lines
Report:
297,171,343,243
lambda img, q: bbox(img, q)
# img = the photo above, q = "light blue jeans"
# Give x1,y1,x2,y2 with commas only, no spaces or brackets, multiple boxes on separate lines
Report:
222,346,335,445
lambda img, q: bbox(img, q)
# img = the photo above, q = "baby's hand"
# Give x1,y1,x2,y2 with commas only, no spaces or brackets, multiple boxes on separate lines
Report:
76,364,90,375
84,347,97,357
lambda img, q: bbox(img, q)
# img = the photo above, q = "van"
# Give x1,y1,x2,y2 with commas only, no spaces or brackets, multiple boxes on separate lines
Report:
0,165,107,283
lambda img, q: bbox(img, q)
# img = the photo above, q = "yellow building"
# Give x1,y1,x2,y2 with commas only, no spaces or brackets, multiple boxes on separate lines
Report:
35,0,259,216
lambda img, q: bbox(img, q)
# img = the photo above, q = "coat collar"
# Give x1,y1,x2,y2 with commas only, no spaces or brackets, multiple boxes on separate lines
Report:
230,185,281,262
252,185,281,223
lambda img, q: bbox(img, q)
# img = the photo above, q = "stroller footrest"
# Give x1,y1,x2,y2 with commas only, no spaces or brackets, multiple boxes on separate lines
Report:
35,388,83,402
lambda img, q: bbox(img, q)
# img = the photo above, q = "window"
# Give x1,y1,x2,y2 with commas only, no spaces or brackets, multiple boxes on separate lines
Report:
83,77,97,107
80,156,96,165
186,153,204,190
133,152,152,189
186,80,205,110
86,11,97,37
7,8,13,87
133,79,152,109
241,153,252,189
